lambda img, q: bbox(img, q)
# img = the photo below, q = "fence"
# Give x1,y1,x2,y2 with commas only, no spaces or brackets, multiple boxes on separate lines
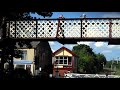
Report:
64,73,120,78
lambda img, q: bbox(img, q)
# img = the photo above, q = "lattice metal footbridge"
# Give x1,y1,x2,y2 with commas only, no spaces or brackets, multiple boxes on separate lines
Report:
5,18,120,44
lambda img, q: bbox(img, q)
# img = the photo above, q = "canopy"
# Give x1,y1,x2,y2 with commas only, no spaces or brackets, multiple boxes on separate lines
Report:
13,60,33,64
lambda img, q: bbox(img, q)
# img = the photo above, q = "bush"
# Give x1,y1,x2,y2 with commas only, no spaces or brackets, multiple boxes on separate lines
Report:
13,68,32,79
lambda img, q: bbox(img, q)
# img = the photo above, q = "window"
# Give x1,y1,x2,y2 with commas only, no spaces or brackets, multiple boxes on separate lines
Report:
55,56,72,65
21,50,27,60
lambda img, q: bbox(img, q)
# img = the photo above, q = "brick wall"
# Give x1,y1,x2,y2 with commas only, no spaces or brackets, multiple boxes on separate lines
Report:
53,68,73,77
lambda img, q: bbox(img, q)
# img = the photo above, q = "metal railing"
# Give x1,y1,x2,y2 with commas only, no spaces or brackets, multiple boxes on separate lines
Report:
6,18,120,40
64,73,120,78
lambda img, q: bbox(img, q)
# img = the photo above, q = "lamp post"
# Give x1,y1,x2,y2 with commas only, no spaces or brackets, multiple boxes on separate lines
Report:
110,59,113,75
117,57,119,64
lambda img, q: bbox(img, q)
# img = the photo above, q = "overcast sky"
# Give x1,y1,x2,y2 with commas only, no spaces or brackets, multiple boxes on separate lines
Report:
31,12,120,61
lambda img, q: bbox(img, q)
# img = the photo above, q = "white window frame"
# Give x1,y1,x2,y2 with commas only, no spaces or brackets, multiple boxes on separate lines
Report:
55,56,72,65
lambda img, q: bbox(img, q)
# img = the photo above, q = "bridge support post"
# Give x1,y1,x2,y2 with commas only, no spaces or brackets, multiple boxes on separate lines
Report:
109,19,112,38
0,47,6,79
0,39,15,79
0,17,7,79
8,47,14,78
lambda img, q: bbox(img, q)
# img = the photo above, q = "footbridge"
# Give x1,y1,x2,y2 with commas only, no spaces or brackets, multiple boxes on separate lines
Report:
6,18,120,44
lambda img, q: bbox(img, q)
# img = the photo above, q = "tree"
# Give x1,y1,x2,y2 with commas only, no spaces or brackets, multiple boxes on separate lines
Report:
72,44,107,74
95,53,107,72
72,44,97,73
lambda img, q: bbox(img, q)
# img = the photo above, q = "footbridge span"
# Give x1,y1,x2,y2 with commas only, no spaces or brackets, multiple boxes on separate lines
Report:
5,18,120,44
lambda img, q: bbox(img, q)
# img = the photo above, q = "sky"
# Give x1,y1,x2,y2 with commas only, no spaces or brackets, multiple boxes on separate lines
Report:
30,12,120,61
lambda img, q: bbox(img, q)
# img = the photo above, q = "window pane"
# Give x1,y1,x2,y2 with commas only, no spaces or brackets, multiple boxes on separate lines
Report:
55,60,58,64
64,60,67,64
56,57,58,59
60,56,63,59
21,50,27,60
59,60,63,64
64,56,67,59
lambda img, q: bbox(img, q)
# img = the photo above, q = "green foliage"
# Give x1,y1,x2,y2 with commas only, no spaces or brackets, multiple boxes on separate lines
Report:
96,53,106,65
95,53,107,72
105,60,120,69
72,44,107,74
105,61,112,68
104,60,120,75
